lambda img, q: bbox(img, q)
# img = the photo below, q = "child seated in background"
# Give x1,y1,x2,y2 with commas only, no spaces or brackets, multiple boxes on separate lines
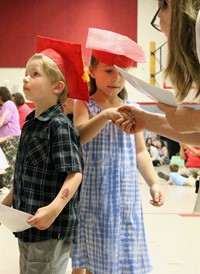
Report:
155,139,170,165
145,137,162,166
158,164,196,187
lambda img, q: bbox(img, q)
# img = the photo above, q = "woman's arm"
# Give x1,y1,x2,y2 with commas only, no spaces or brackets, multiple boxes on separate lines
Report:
179,143,187,159
157,103,200,133
184,145,200,156
117,105,200,146
0,135,13,143
0,109,10,127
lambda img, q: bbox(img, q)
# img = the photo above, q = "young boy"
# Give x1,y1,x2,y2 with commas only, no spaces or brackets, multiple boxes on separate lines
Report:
158,164,196,187
1,35,89,274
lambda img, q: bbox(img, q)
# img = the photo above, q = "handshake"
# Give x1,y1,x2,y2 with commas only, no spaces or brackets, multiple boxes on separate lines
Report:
109,105,145,134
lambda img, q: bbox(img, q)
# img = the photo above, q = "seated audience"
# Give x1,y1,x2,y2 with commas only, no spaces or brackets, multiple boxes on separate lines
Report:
179,143,200,177
11,92,32,129
144,130,157,145
145,137,161,166
159,135,180,160
158,164,196,187
155,139,170,165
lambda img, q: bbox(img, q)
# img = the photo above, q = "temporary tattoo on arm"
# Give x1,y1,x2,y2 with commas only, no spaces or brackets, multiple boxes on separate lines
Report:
60,188,69,200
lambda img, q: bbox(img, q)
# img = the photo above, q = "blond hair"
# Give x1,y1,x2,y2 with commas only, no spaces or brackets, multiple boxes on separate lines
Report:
27,54,68,104
165,0,200,102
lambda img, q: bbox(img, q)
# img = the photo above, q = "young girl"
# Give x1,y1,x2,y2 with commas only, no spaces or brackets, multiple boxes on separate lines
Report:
72,28,164,274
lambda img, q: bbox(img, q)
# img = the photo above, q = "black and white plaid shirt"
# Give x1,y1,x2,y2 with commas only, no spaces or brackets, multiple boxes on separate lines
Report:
13,104,82,242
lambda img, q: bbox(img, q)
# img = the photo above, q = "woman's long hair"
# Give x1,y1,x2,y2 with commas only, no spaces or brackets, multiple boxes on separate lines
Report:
165,0,200,102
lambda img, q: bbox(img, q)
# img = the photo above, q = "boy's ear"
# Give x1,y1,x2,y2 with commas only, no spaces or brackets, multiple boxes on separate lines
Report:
53,81,65,94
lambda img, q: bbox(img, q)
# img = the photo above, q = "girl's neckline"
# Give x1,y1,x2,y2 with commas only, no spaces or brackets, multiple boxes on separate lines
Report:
90,97,126,110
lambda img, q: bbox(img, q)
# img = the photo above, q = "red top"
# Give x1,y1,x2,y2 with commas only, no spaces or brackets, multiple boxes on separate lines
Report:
18,103,32,129
185,147,200,168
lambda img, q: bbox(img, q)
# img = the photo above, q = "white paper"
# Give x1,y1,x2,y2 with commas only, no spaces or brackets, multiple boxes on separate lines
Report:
115,66,177,107
0,204,33,232
196,10,200,63
0,147,9,170
193,190,200,213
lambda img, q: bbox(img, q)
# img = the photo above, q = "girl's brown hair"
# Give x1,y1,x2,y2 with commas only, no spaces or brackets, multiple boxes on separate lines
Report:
165,0,200,102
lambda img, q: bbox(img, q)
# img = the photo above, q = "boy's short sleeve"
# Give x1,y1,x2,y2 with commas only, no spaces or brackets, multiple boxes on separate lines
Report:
52,120,82,174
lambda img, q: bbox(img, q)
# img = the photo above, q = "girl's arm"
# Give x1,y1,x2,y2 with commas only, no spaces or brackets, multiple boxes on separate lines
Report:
27,172,82,230
135,132,164,207
74,100,132,144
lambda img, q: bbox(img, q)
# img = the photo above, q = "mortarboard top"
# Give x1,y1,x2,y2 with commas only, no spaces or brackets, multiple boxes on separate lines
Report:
86,28,146,68
36,35,89,102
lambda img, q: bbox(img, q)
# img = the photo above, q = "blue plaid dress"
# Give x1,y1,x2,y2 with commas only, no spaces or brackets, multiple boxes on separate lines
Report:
72,99,152,274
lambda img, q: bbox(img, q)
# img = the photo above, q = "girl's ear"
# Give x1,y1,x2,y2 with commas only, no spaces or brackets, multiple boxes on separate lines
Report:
53,81,65,95
88,65,95,78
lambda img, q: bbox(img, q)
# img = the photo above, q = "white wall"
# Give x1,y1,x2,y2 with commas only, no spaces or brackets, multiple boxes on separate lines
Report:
0,0,168,103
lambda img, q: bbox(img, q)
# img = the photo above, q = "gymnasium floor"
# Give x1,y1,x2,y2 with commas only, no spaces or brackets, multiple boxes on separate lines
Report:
0,165,200,274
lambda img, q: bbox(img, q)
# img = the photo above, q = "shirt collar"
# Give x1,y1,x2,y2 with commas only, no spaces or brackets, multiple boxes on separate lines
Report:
26,104,63,122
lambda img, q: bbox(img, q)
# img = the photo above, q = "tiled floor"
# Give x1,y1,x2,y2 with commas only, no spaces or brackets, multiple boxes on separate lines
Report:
0,165,200,274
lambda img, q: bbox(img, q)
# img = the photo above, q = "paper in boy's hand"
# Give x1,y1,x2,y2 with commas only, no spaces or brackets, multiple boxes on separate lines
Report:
115,66,177,107
0,204,33,232
196,10,200,63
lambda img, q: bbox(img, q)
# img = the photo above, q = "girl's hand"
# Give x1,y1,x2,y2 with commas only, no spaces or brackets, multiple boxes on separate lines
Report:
116,105,146,133
27,205,59,230
149,184,164,207
104,107,134,123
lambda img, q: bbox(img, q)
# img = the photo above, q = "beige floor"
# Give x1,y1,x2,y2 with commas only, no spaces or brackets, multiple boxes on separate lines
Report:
0,165,200,274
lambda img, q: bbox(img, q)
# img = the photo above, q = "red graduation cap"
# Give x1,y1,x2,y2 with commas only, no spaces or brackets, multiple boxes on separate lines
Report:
36,35,89,102
86,28,146,68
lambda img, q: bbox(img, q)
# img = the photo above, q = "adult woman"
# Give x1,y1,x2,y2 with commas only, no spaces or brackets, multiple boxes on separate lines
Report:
117,0,200,145
0,87,21,189
116,0,200,213
11,92,32,129
179,144,200,176
155,139,169,165
145,137,161,166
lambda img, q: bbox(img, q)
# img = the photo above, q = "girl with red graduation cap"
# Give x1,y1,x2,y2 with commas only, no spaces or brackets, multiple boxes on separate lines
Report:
1,35,89,274
72,28,164,274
